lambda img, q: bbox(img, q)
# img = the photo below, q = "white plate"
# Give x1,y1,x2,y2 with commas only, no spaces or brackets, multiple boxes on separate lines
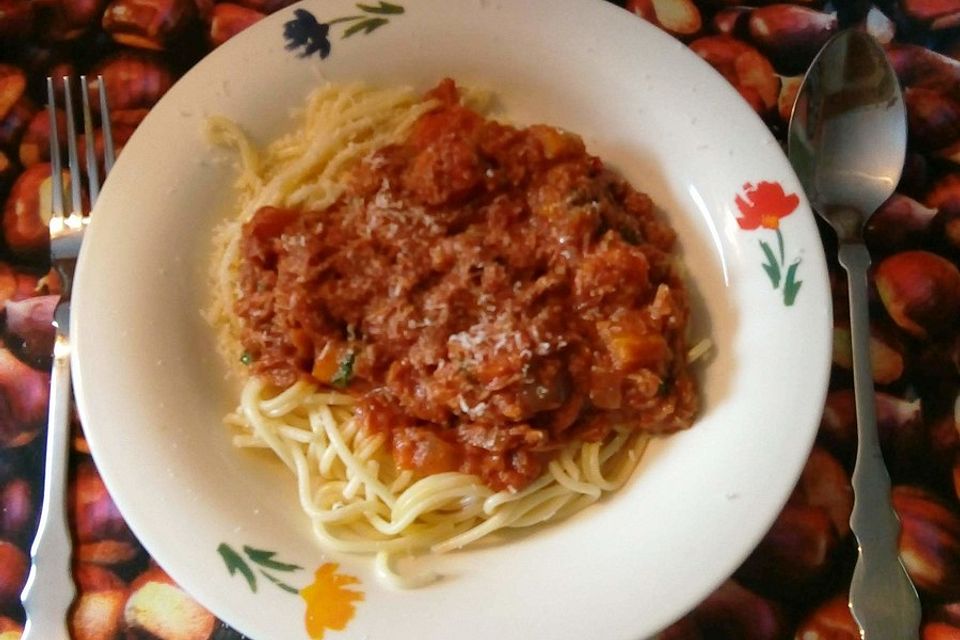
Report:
72,1,832,638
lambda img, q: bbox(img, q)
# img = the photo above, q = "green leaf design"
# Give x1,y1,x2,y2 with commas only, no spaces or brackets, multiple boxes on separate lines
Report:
328,14,364,25
218,543,257,593
243,545,303,572
783,261,803,306
344,17,389,37
357,1,404,14
260,570,301,595
758,240,781,288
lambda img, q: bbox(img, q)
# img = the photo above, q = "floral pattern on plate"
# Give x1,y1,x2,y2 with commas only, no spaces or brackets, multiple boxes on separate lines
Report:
219,543,363,639
284,3,405,59
734,181,803,306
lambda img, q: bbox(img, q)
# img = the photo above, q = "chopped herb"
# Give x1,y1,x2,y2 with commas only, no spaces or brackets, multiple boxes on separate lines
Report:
331,351,355,388
240,351,253,366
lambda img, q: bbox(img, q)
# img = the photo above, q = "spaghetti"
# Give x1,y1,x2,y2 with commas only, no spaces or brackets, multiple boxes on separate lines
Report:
223,377,648,587
208,80,697,587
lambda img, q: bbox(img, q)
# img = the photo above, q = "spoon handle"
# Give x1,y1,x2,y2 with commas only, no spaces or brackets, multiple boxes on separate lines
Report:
839,242,921,640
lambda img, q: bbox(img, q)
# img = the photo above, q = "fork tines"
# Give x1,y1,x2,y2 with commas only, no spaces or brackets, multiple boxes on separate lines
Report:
45,75,113,225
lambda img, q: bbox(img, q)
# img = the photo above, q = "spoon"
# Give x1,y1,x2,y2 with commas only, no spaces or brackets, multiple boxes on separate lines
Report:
788,30,921,639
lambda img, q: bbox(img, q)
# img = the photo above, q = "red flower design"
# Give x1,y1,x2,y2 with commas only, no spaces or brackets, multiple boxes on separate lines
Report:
734,181,800,230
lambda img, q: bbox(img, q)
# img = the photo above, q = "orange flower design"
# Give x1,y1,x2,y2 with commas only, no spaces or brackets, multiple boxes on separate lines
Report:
300,563,364,639
734,181,800,230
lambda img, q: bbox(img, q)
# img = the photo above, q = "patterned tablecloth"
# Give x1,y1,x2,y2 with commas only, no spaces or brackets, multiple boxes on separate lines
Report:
1,0,959,638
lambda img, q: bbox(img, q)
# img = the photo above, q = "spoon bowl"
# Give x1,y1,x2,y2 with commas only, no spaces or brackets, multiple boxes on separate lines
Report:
790,30,907,240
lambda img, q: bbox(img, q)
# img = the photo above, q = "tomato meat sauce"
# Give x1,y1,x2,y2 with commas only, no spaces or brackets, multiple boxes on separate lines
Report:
235,79,698,492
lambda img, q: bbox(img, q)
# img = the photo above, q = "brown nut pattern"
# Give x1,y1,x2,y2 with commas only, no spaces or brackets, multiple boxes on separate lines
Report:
0,346,50,448
865,193,938,254
735,502,838,600
686,579,786,640
33,0,108,41
70,563,128,640
794,592,859,640
777,75,801,124
102,0,196,51
0,477,32,542
875,250,960,339
209,3,264,47
818,388,923,476
887,44,960,99
626,0,702,38
747,4,838,75
0,64,35,152
893,485,960,599
688,36,779,115
18,106,67,168
2,163,60,259
929,600,960,628
0,615,22,640
928,407,960,479
924,621,960,640
904,0,960,30
88,51,175,113
0,0,34,41
0,150,14,197
905,86,960,153
711,7,751,38
125,565,216,640
792,445,853,537
0,539,27,611
832,322,904,384
927,173,960,252
0,263,40,309
5,294,57,366
70,460,139,566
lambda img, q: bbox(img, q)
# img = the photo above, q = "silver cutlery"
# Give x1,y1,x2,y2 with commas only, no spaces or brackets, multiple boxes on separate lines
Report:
20,75,114,640
788,30,921,639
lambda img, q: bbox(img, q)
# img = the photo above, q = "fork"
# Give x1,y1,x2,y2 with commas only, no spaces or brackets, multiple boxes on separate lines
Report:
20,75,114,640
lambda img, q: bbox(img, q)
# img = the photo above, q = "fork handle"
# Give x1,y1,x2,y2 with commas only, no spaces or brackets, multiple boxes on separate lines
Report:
21,327,75,640
839,243,921,640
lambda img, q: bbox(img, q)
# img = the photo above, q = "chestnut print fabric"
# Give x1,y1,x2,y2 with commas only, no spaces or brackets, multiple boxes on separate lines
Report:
0,1,959,639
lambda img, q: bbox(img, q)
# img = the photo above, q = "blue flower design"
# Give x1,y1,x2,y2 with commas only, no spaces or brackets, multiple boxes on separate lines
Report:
284,9,332,59
283,3,405,61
